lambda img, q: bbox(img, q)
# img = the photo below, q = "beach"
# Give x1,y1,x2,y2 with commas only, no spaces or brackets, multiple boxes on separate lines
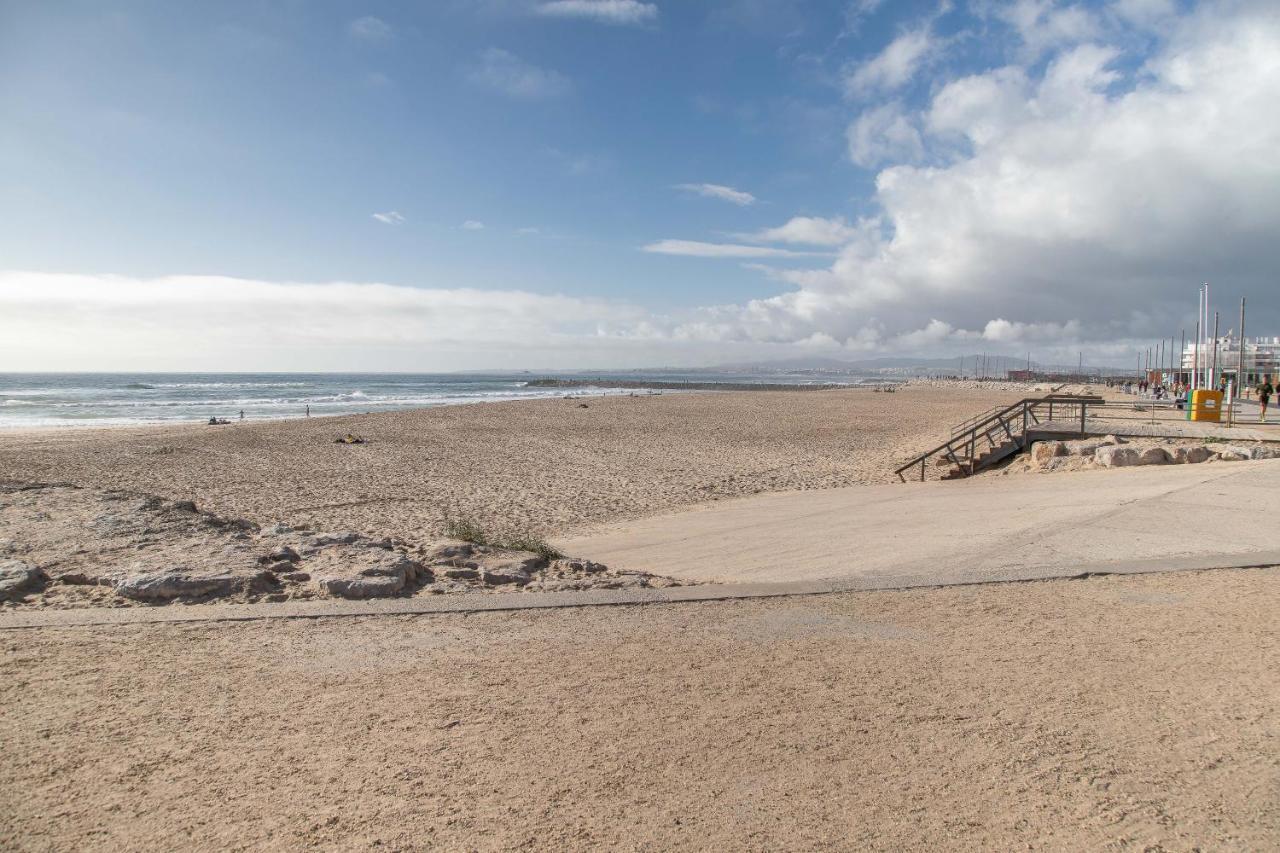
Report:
4,567,1278,850
3,382,1279,849
0,384,1026,543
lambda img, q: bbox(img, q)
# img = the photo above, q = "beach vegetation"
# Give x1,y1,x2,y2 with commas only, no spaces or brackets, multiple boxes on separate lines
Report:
442,516,564,561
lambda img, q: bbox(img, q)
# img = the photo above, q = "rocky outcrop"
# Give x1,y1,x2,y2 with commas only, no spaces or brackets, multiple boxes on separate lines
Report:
312,552,428,599
0,560,46,602
0,482,686,608
113,569,252,601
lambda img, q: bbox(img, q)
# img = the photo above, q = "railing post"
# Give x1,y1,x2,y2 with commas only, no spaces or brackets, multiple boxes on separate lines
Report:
920,458,925,482
1048,401,1054,421
1080,402,1086,435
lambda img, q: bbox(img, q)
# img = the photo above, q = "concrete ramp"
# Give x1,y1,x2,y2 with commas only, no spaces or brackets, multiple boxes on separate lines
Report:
553,461,1280,587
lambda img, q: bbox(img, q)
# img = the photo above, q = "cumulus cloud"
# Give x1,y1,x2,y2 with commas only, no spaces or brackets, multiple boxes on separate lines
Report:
656,1,1280,361
674,183,757,206
642,240,831,258
349,16,393,40
372,211,405,225
468,48,571,99
535,0,658,25
846,101,924,167
461,220,486,230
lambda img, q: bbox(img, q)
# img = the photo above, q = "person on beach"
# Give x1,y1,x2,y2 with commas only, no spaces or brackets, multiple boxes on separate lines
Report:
1258,380,1273,423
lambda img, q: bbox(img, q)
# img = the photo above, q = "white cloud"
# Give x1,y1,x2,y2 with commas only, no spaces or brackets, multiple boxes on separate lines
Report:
673,183,757,206
461,220,486,230
349,16,393,40
642,240,831,258
372,211,405,225
845,26,935,96
535,0,658,25
655,2,1280,359
0,271,647,372
847,101,924,168
517,226,541,234
739,216,861,246
468,48,571,99
995,0,1101,59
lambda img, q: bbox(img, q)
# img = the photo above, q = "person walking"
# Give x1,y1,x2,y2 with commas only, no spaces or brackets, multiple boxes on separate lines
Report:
1259,379,1273,423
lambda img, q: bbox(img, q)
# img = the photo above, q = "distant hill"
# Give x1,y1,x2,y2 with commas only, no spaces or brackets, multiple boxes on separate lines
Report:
707,354,1131,376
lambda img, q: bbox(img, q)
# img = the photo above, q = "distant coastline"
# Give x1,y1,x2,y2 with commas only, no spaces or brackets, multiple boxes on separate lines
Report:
524,378,865,392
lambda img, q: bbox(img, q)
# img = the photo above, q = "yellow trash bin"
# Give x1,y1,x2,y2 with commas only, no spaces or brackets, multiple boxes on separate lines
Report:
1189,389,1223,422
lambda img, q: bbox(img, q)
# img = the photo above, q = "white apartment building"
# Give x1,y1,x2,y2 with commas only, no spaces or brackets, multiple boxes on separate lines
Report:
1179,337,1280,385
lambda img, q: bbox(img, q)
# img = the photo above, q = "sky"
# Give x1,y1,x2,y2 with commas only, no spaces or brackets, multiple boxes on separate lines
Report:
2,0,1278,371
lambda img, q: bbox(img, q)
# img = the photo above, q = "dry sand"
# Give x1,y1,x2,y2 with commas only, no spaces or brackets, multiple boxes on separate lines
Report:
0,385,1024,541
3,567,1278,850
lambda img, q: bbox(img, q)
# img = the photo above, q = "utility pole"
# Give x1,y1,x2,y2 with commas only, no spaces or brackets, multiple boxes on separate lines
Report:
1237,297,1247,423
1212,311,1220,388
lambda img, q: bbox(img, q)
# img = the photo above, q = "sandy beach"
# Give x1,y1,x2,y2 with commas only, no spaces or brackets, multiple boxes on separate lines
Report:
0,384,1026,542
4,567,1278,850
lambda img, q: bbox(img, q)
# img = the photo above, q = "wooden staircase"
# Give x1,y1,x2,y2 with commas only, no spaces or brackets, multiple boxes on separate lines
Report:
895,395,1106,482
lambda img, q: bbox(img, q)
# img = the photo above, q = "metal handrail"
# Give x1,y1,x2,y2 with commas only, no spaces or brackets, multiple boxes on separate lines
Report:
895,395,1105,482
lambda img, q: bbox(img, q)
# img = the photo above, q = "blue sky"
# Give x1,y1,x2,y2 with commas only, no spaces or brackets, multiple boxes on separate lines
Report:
3,0,1279,370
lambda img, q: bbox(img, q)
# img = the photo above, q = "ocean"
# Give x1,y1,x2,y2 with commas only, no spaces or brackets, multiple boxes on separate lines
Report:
0,371,876,429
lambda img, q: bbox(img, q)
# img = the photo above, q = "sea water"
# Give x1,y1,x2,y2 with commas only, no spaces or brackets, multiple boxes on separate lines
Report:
0,371,875,428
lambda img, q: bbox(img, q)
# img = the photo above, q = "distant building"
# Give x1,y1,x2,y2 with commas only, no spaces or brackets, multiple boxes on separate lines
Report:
1179,336,1280,385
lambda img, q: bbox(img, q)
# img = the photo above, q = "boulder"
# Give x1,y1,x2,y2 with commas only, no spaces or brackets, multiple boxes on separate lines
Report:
1062,440,1105,457
1214,445,1252,462
1094,446,1142,467
114,569,246,601
313,552,426,599
1251,445,1280,460
1138,447,1171,465
1031,442,1066,465
1168,446,1212,464
0,559,46,602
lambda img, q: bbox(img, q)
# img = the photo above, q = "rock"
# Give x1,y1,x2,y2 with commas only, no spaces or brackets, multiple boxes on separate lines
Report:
307,531,363,548
280,571,311,583
169,500,198,513
0,559,46,602
264,522,292,534
1031,442,1066,465
1251,445,1280,460
313,553,426,599
442,566,479,580
424,541,475,562
1168,446,1211,464
1062,440,1104,457
1094,446,1142,467
1138,447,1170,465
114,569,246,601
1185,446,1213,463
476,552,546,586
1214,445,1252,462
261,545,300,565
551,558,607,575
1102,435,1126,445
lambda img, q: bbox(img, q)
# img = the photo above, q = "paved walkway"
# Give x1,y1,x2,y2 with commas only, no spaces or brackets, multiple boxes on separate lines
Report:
555,460,1280,585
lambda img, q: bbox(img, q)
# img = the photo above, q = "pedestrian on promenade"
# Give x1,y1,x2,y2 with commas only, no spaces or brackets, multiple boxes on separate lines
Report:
1259,380,1273,423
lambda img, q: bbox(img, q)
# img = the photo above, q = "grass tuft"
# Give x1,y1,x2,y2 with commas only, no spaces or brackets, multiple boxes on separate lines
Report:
442,516,564,561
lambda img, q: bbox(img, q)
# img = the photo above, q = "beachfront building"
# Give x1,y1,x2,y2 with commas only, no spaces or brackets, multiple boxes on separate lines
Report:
1178,336,1280,386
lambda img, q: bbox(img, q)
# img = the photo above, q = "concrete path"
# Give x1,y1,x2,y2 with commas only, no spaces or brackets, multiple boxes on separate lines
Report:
1037,418,1280,442
555,460,1280,585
